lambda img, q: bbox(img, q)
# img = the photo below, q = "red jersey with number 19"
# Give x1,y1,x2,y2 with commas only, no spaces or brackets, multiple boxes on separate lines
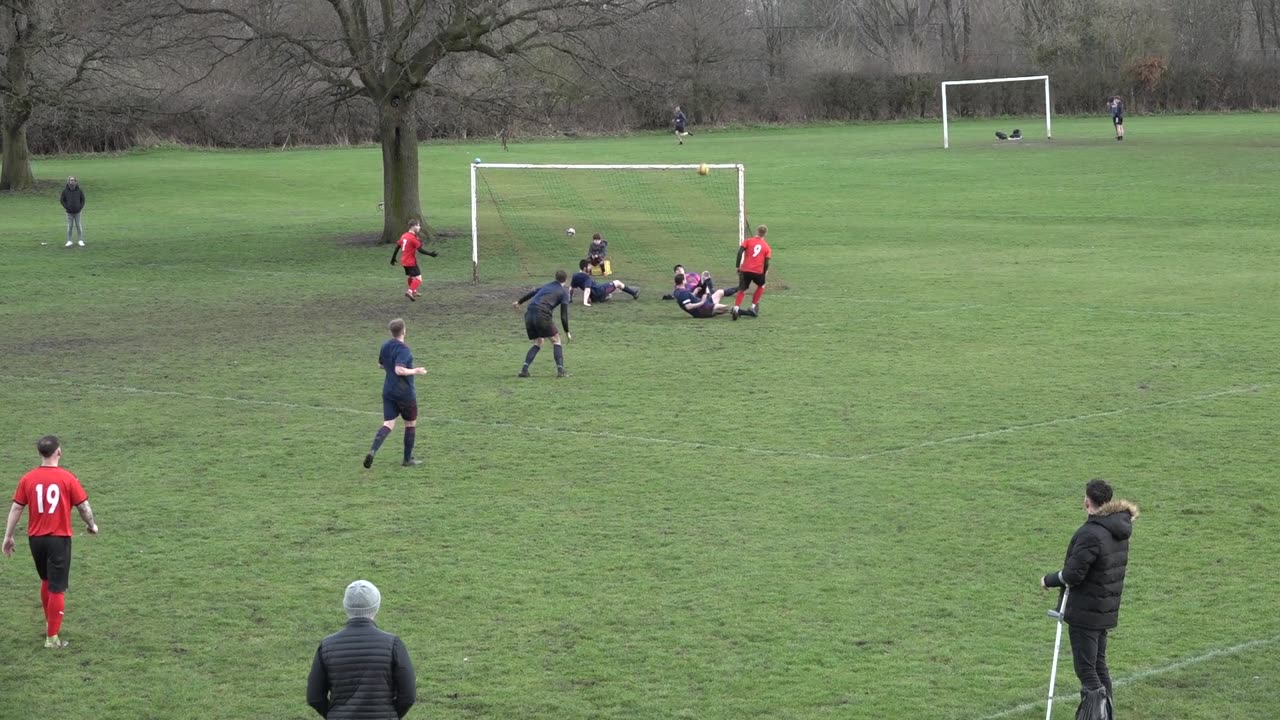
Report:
398,232,423,267
13,467,87,537
739,236,772,274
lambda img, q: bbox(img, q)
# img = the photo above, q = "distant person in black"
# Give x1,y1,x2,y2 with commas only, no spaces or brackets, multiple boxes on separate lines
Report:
512,270,572,378
674,106,689,145
307,580,416,719
363,318,428,469
1108,96,1124,141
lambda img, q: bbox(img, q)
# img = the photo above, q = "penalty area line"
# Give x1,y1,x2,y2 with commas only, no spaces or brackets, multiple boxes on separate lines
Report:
976,633,1280,720
0,377,1267,464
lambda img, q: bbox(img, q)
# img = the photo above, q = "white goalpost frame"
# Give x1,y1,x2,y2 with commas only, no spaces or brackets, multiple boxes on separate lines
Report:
470,163,746,283
941,75,1051,149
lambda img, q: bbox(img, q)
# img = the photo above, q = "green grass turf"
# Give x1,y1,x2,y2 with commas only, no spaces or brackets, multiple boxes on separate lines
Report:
1,114,1278,720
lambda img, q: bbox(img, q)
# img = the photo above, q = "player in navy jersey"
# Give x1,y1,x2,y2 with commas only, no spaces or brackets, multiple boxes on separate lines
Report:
673,273,750,318
513,271,572,377
674,106,689,144
1108,96,1125,141
364,318,428,468
570,260,640,306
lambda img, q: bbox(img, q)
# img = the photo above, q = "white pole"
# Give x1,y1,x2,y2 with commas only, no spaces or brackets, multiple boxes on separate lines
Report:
1044,77,1053,141
737,164,746,245
470,162,479,284
942,83,950,149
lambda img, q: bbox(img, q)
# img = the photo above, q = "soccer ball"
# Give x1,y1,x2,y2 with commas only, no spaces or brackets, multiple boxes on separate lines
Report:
566,228,576,236
698,164,709,176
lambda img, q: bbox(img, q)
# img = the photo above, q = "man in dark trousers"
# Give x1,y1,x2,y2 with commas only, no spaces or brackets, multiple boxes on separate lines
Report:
307,580,416,719
1041,479,1139,719
60,176,86,247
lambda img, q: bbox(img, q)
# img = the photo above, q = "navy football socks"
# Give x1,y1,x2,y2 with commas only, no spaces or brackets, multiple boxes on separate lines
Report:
370,425,390,453
553,344,565,370
403,426,416,463
522,345,540,372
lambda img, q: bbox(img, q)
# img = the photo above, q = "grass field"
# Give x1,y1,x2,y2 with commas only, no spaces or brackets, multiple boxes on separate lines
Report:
1,114,1278,720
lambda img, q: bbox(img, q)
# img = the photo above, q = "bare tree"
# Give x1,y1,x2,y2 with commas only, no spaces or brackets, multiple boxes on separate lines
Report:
1,0,190,190
176,0,668,244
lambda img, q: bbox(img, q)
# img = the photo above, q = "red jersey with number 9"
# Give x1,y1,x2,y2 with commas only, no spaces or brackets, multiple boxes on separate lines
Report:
398,232,423,267
739,236,772,274
13,467,87,537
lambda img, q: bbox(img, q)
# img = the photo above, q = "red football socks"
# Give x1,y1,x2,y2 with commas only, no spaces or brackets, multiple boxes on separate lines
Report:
409,276,422,292
752,286,765,305
46,592,65,637
734,290,745,307
40,580,49,610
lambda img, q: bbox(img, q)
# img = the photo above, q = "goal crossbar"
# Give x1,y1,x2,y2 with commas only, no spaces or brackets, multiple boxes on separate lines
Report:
469,162,747,283
940,75,1051,149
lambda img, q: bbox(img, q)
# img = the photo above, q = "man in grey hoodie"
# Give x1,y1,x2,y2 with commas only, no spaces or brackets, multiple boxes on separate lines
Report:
60,176,86,247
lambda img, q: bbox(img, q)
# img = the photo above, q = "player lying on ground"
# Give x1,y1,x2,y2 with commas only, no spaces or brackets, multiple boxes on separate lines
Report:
570,260,640,306
674,273,754,318
513,270,572,378
662,265,713,299
389,219,438,301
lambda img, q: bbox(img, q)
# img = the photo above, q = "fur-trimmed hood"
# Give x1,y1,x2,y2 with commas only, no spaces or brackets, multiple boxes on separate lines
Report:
1090,498,1139,540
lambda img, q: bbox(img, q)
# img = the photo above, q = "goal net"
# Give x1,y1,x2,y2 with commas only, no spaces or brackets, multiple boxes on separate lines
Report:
940,75,1051,149
470,163,745,284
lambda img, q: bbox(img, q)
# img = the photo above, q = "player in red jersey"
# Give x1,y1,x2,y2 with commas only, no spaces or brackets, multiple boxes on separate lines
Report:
389,219,438,301
732,224,772,320
3,436,99,649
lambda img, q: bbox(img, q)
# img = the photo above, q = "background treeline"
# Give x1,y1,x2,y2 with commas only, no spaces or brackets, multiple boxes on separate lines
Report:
8,0,1280,155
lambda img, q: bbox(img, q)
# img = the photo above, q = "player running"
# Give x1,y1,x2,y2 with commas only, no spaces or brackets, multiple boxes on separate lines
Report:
1108,96,1125,141
389,219,438,301
674,106,689,145
364,318,428,469
570,260,640,306
732,224,771,320
513,270,572,378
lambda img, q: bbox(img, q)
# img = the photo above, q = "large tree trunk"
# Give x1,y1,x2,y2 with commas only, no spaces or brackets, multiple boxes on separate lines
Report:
378,94,424,244
0,119,36,191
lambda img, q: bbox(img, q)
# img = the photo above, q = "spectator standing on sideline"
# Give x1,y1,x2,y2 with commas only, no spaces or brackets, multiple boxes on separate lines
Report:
1042,479,1139,719
60,176,86,247
307,580,416,719
3,435,99,649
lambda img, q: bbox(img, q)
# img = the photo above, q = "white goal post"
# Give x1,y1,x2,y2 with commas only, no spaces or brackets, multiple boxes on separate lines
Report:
941,75,1051,149
469,163,746,283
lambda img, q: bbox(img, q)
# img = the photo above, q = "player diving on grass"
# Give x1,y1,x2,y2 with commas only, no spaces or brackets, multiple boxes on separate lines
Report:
570,260,640,306
389,219,438,301
513,270,572,378
662,264,715,300
673,272,749,319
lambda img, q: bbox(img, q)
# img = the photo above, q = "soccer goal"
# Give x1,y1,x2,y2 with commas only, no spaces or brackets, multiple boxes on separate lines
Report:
470,163,745,283
940,75,1051,149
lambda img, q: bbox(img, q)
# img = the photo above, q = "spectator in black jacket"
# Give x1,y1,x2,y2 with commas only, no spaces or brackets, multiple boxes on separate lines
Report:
59,176,86,247
1042,479,1139,714
307,580,416,719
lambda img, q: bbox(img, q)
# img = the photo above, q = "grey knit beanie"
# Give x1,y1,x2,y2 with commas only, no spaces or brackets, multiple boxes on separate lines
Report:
343,580,381,619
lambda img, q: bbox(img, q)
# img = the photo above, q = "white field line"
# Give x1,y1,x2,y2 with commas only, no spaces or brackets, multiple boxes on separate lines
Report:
976,634,1280,720
776,295,1243,318
1,377,1267,464
854,385,1269,462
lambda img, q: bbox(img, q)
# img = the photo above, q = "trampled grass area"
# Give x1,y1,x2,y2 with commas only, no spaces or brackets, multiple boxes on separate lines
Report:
1,114,1278,720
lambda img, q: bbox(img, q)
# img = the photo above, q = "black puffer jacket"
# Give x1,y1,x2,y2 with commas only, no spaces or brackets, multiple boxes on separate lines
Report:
307,618,416,719
60,184,85,214
1044,499,1139,630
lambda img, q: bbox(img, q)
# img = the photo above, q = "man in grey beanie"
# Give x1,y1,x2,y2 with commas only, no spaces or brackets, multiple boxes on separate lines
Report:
307,580,417,719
